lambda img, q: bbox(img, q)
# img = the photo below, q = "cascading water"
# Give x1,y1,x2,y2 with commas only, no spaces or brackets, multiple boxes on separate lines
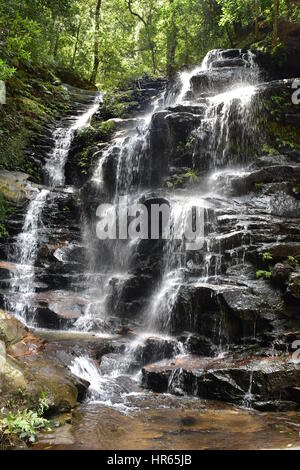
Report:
5,189,49,321
5,91,101,325
68,49,265,405
4,49,265,409
45,95,101,186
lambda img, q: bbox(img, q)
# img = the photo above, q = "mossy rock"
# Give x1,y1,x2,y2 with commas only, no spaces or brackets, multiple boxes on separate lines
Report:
0,310,27,346
0,312,89,413
0,171,35,202
261,83,300,154
73,120,116,150
0,64,71,178
100,90,139,119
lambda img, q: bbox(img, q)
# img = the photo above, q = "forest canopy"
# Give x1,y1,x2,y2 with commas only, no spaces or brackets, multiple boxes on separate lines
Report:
1,0,300,88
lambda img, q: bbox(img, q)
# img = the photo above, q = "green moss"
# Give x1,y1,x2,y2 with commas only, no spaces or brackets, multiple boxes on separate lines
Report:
0,194,14,238
72,120,116,176
100,90,139,119
267,122,300,153
75,120,116,149
262,144,280,156
0,65,71,180
262,88,300,154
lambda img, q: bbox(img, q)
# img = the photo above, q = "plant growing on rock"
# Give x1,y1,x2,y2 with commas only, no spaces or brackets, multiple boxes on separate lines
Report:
0,409,51,444
0,392,51,445
184,169,198,183
262,251,273,262
256,270,272,280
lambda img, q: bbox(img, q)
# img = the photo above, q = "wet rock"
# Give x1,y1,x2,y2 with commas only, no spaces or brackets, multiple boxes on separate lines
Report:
287,272,300,302
135,337,180,366
268,192,300,218
252,400,299,412
181,333,217,357
190,68,254,96
221,49,242,59
0,171,39,203
107,272,155,319
0,309,27,345
250,154,293,168
167,104,206,115
169,283,270,343
231,165,300,196
0,311,89,412
259,243,300,262
34,306,79,330
271,262,293,288
142,355,300,410
285,114,300,128
211,58,247,68
150,111,171,184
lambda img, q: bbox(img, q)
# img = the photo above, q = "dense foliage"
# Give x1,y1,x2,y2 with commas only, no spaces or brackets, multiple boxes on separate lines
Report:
1,0,299,89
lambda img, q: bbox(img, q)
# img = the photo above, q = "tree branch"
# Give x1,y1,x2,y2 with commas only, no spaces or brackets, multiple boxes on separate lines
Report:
126,0,147,27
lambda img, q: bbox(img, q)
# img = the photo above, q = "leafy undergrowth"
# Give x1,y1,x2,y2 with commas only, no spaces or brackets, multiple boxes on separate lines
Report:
0,391,51,447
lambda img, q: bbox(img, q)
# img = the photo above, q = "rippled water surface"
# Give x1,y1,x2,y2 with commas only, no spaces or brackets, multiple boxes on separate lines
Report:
33,396,300,450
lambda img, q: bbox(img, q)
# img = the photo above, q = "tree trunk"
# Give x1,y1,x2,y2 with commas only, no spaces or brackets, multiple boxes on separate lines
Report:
53,26,61,60
150,42,157,74
166,0,177,77
225,25,235,48
273,0,279,46
71,21,81,69
49,12,57,54
90,0,102,84
183,27,189,66
254,0,259,40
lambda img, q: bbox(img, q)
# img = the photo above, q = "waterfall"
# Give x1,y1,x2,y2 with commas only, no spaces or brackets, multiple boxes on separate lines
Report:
5,92,100,325
175,49,222,105
5,189,49,322
4,49,266,408
45,95,102,187
77,49,261,341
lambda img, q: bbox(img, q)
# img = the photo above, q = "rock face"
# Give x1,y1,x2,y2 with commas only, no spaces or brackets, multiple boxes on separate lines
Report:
0,171,40,203
133,51,300,410
142,354,300,411
0,310,89,412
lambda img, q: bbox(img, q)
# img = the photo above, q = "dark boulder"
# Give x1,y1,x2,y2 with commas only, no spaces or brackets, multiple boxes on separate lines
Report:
135,336,180,366
142,355,300,410
211,58,247,69
287,271,300,303
271,262,293,288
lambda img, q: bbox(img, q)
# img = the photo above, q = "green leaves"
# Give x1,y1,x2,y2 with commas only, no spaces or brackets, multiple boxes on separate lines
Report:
0,60,16,81
256,270,272,280
0,409,50,443
0,392,51,444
